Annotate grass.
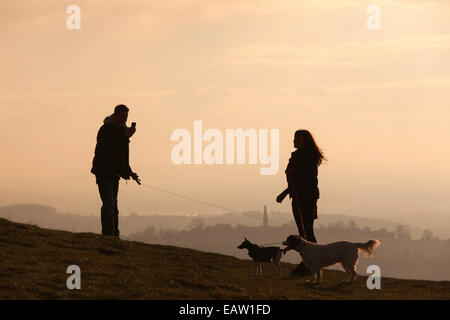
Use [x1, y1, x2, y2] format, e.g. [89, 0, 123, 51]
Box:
[0, 218, 449, 300]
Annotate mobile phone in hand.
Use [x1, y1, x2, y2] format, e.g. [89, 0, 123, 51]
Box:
[131, 122, 136, 128]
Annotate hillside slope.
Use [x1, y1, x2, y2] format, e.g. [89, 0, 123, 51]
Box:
[0, 218, 449, 300]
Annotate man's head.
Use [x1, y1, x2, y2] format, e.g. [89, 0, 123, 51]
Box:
[113, 104, 129, 127]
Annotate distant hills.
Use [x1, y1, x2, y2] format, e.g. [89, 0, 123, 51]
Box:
[0, 203, 426, 238]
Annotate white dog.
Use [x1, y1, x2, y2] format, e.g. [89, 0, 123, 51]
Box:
[282, 235, 380, 284]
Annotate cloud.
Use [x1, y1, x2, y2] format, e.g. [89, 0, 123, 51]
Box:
[0, 0, 286, 28]
[1, 0, 448, 30]
[213, 34, 450, 69]
[163, 82, 231, 116]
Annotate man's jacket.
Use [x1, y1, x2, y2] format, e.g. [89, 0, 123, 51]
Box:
[285, 146, 320, 200]
[91, 115, 132, 181]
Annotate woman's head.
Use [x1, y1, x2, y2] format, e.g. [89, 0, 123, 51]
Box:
[294, 129, 327, 166]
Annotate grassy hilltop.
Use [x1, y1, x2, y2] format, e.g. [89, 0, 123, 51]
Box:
[0, 218, 449, 300]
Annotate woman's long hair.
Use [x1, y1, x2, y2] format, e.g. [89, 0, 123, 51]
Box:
[295, 129, 327, 166]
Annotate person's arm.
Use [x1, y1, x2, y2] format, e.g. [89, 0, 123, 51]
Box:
[124, 126, 136, 138]
[122, 126, 141, 184]
[276, 188, 290, 203]
[130, 171, 141, 185]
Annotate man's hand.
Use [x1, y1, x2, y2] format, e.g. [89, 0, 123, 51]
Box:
[130, 172, 141, 185]
[124, 126, 136, 138]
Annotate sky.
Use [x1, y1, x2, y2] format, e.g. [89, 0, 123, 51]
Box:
[1, 0, 449, 228]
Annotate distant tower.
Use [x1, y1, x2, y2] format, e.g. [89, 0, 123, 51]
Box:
[263, 205, 268, 227]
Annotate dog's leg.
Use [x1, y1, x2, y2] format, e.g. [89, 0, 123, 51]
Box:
[344, 271, 350, 283]
[254, 261, 259, 277]
[350, 266, 357, 283]
[344, 264, 357, 283]
[274, 251, 282, 276]
[315, 268, 322, 284]
[348, 252, 359, 283]
[259, 263, 263, 277]
[306, 271, 319, 285]
[341, 264, 351, 282]
[304, 264, 319, 285]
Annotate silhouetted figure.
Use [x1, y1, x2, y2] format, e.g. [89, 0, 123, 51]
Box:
[91, 104, 141, 237]
[276, 129, 326, 275]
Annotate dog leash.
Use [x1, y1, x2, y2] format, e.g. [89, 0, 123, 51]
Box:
[139, 183, 291, 248]
[259, 241, 283, 247]
[286, 172, 307, 237]
[140, 183, 287, 227]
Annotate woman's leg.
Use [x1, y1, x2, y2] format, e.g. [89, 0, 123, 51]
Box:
[301, 198, 318, 243]
[291, 199, 303, 236]
[303, 216, 317, 243]
[291, 197, 316, 275]
[292, 197, 318, 243]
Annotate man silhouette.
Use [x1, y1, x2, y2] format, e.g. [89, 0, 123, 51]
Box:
[91, 104, 141, 237]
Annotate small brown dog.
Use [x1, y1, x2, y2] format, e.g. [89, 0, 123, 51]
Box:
[283, 235, 380, 284]
[237, 237, 282, 276]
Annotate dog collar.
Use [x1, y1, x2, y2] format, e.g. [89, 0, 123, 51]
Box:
[296, 241, 306, 253]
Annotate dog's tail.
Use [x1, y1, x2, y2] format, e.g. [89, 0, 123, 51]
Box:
[356, 239, 380, 257]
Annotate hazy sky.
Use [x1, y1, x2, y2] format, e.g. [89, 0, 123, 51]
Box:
[1, 1, 449, 225]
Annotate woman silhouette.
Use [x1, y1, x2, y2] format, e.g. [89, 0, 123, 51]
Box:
[277, 129, 326, 275]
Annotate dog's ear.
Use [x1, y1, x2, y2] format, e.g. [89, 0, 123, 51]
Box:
[244, 237, 248, 241]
